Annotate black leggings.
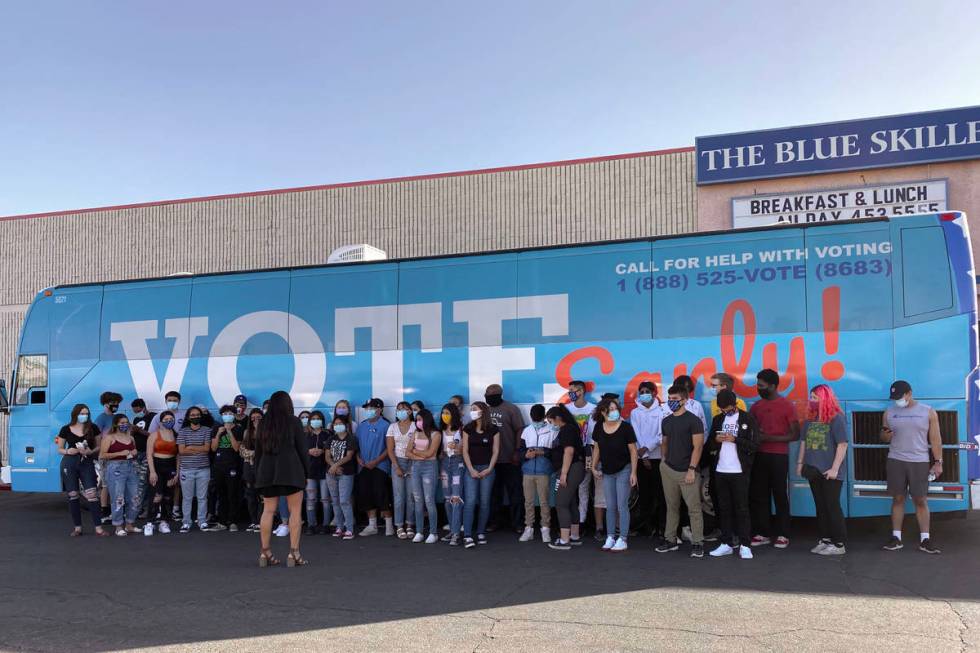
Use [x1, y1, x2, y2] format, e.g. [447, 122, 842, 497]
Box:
[556, 462, 585, 530]
[151, 457, 177, 522]
[212, 461, 242, 526]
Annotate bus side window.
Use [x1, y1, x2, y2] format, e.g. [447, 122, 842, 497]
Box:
[13, 354, 47, 405]
[901, 227, 953, 317]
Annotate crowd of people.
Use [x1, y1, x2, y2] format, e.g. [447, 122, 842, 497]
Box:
[55, 371, 944, 565]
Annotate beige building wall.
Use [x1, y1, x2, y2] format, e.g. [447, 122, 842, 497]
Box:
[0, 147, 697, 459]
[697, 160, 980, 270]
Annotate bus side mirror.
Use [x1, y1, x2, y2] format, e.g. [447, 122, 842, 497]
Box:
[0, 379, 9, 413]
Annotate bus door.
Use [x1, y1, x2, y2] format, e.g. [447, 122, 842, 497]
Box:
[8, 293, 52, 491]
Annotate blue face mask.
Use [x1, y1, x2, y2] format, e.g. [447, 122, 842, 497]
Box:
[300, 417, 309, 427]
[222, 414, 235, 424]
[334, 423, 347, 434]
[606, 410, 620, 422]
[533, 420, 546, 428]
[166, 401, 179, 411]
[667, 399, 682, 412]
[133, 411, 144, 419]
[638, 392, 653, 405]
[365, 408, 377, 419]
[706, 386, 718, 397]
[77, 414, 89, 424]
[568, 391, 579, 401]
[310, 419, 323, 429]
[118, 424, 130, 432]
[336, 407, 349, 416]
[162, 419, 175, 429]
[396, 409, 409, 422]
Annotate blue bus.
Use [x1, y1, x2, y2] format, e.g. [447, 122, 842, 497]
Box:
[3, 212, 977, 517]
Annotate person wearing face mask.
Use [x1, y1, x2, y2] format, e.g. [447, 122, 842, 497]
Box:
[439, 403, 465, 545]
[148, 391, 185, 432]
[410, 401, 425, 420]
[591, 398, 638, 552]
[56, 404, 108, 536]
[207, 405, 244, 532]
[406, 409, 443, 543]
[355, 398, 395, 537]
[176, 406, 213, 533]
[563, 380, 605, 541]
[387, 401, 418, 539]
[545, 405, 586, 550]
[233, 394, 250, 429]
[706, 390, 758, 559]
[298, 411, 311, 431]
[99, 414, 142, 536]
[518, 404, 554, 543]
[450, 395, 471, 425]
[483, 384, 526, 534]
[129, 398, 156, 521]
[303, 410, 331, 535]
[145, 410, 179, 535]
[94, 391, 123, 524]
[880, 380, 942, 554]
[656, 385, 706, 558]
[748, 369, 799, 549]
[707, 373, 746, 417]
[240, 408, 264, 532]
[332, 399, 353, 430]
[629, 381, 667, 538]
[796, 385, 848, 556]
[326, 415, 359, 539]
[462, 401, 500, 547]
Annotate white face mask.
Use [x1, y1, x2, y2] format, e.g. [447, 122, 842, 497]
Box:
[895, 398, 909, 408]
[469, 410, 482, 422]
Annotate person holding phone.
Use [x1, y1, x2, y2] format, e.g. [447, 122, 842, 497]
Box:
[518, 404, 554, 543]
[546, 405, 586, 550]
[439, 403, 465, 545]
[145, 410, 179, 535]
[656, 384, 706, 558]
[56, 404, 108, 536]
[797, 385, 848, 556]
[100, 414, 142, 536]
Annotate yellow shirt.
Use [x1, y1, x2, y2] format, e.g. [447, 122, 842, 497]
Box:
[710, 397, 747, 418]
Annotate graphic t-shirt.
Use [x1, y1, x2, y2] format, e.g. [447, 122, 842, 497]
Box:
[211, 423, 243, 465]
[565, 402, 596, 445]
[326, 433, 359, 475]
[802, 414, 848, 480]
[386, 422, 417, 458]
[716, 412, 742, 474]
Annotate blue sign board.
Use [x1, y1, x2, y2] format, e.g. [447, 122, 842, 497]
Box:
[696, 106, 980, 185]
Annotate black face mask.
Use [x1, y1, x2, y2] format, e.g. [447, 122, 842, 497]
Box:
[757, 387, 772, 399]
[188, 417, 202, 425]
[485, 393, 503, 407]
[108, 404, 119, 413]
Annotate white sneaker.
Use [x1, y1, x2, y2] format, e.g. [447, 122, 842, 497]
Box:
[412, 533, 425, 543]
[425, 533, 439, 544]
[611, 537, 628, 552]
[709, 543, 734, 557]
[681, 526, 693, 542]
[198, 522, 210, 532]
[818, 544, 846, 556]
[739, 545, 754, 559]
[359, 524, 378, 537]
[273, 524, 289, 537]
[811, 540, 830, 554]
[143, 523, 154, 537]
[385, 521, 395, 537]
[443, 524, 451, 532]
[158, 521, 171, 534]
[519, 527, 534, 542]
[540, 527, 551, 543]
[602, 535, 616, 551]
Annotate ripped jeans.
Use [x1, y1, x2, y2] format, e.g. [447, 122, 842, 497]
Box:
[106, 459, 141, 526]
[306, 478, 332, 527]
[411, 458, 439, 536]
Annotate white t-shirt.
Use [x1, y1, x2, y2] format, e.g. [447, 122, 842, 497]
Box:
[716, 412, 742, 474]
[386, 422, 416, 458]
[565, 402, 596, 445]
[442, 428, 463, 457]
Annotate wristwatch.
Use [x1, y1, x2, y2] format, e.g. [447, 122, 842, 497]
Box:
[687, 465, 696, 471]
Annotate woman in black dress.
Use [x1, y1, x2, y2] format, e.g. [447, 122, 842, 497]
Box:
[254, 391, 311, 567]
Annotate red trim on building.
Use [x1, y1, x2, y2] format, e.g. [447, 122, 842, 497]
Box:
[0, 146, 695, 223]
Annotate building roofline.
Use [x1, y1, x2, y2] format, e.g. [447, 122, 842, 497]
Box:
[0, 145, 694, 223]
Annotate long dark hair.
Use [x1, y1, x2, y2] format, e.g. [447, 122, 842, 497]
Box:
[591, 397, 621, 424]
[440, 402, 462, 432]
[545, 404, 576, 428]
[68, 403, 97, 445]
[470, 401, 490, 432]
[257, 390, 295, 454]
[243, 408, 263, 449]
[416, 408, 439, 438]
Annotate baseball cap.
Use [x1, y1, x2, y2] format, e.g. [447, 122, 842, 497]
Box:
[889, 380, 912, 400]
[234, 394, 247, 404]
[362, 398, 383, 409]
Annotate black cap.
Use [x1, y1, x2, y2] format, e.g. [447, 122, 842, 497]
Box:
[234, 394, 247, 404]
[889, 380, 912, 400]
[362, 398, 383, 409]
[601, 392, 620, 401]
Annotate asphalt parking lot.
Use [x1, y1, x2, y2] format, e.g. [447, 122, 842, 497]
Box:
[0, 491, 977, 652]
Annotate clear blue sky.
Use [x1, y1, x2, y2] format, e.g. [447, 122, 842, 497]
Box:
[1, 0, 978, 216]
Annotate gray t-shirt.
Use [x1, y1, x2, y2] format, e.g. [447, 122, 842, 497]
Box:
[801, 414, 848, 480]
[885, 401, 931, 463]
[487, 400, 526, 464]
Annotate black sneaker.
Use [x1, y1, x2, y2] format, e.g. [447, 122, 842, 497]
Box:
[449, 535, 460, 547]
[593, 529, 606, 542]
[704, 529, 721, 542]
[568, 537, 584, 546]
[548, 539, 571, 551]
[305, 525, 317, 536]
[655, 539, 680, 553]
[477, 534, 488, 545]
[179, 524, 191, 534]
[918, 539, 941, 554]
[691, 543, 704, 558]
[882, 536, 904, 551]
[464, 537, 476, 549]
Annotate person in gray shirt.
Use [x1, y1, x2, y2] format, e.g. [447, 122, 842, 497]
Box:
[484, 384, 526, 533]
[880, 380, 943, 554]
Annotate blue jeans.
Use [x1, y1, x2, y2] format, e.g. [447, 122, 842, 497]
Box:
[179, 466, 210, 528]
[441, 457, 465, 536]
[306, 478, 332, 527]
[392, 457, 415, 527]
[106, 459, 141, 526]
[463, 464, 495, 538]
[411, 458, 439, 536]
[327, 473, 355, 533]
[602, 467, 632, 539]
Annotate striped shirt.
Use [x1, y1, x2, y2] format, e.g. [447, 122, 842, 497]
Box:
[176, 425, 211, 469]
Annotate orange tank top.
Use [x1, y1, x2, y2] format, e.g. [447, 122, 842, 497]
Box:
[154, 435, 178, 456]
